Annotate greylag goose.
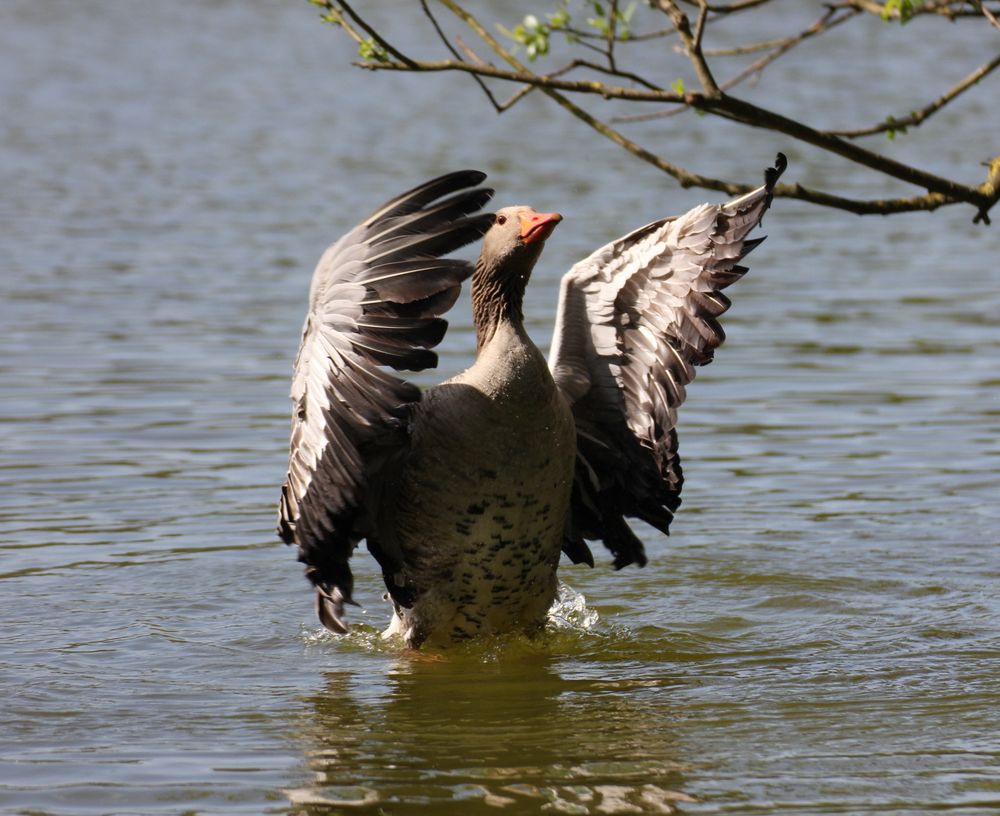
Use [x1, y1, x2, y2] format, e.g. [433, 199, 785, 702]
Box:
[278, 155, 787, 648]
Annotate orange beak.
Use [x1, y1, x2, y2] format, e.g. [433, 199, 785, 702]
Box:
[519, 210, 563, 245]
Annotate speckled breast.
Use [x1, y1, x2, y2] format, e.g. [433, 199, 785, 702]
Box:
[387, 365, 577, 647]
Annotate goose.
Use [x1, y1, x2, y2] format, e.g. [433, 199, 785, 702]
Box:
[278, 154, 787, 648]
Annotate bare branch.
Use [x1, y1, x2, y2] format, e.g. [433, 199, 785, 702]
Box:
[357, 57, 682, 102]
[434, 0, 726, 192]
[830, 51, 1000, 138]
[613, 6, 857, 123]
[608, 0, 620, 70]
[419, 0, 503, 113]
[968, 0, 1000, 31]
[705, 94, 991, 206]
[497, 83, 536, 111]
[556, 25, 676, 43]
[703, 36, 797, 57]
[656, 0, 721, 93]
[547, 59, 666, 92]
[453, 35, 487, 66]
[715, 7, 857, 91]
[679, 0, 774, 11]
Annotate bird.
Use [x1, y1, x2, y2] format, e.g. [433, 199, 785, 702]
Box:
[278, 154, 787, 648]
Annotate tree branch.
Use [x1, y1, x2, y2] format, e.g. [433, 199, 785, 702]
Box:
[612, 6, 857, 123]
[357, 56, 682, 102]
[656, 0, 721, 94]
[419, 0, 503, 113]
[704, 93, 993, 208]
[840, 0, 1000, 20]
[337, 0, 417, 67]
[316, 0, 999, 222]
[679, 0, 775, 12]
[714, 7, 857, 91]
[969, 0, 1000, 31]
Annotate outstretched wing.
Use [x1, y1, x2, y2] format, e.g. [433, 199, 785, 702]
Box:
[549, 154, 787, 569]
[277, 170, 495, 631]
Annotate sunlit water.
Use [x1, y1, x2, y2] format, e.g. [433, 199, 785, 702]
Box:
[2, 1, 998, 814]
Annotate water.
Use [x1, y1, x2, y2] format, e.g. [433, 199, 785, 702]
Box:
[2, 1, 999, 813]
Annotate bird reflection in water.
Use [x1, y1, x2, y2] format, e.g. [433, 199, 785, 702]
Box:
[286, 643, 696, 814]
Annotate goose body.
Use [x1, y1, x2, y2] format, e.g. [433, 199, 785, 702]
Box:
[278, 157, 786, 648]
[379, 323, 576, 646]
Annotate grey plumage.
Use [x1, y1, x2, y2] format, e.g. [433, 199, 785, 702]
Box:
[549, 154, 787, 570]
[278, 155, 787, 646]
[276, 170, 495, 633]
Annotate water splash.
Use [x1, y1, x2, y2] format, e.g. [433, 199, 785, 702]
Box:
[298, 620, 391, 653]
[298, 582, 612, 658]
[547, 581, 600, 632]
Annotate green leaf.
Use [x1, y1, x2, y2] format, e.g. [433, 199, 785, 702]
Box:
[881, 0, 920, 23]
[549, 9, 570, 29]
[883, 114, 908, 140]
[499, 13, 551, 61]
[617, 2, 637, 39]
[358, 38, 389, 63]
[671, 77, 686, 95]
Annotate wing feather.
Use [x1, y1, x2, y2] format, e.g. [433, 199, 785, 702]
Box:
[550, 154, 786, 568]
[277, 170, 494, 631]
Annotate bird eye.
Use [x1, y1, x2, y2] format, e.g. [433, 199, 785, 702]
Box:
[496, 214, 507, 225]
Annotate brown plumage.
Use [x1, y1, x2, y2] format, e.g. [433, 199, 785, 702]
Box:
[278, 156, 786, 647]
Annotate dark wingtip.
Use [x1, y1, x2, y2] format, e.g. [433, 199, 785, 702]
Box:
[562, 535, 596, 567]
[316, 587, 350, 635]
[765, 152, 788, 192]
[761, 152, 788, 219]
[458, 169, 488, 186]
[362, 169, 491, 225]
[612, 549, 648, 570]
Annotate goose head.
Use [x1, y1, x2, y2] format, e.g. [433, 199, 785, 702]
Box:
[477, 206, 563, 282]
[471, 206, 562, 348]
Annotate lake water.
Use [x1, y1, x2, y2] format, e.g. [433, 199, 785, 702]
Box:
[2, 1, 999, 814]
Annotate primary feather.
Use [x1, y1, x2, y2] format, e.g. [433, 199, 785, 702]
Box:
[549, 155, 786, 569]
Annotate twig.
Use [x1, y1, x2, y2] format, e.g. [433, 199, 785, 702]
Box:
[419, 0, 502, 113]
[612, 6, 857, 123]
[656, 0, 720, 93]
[338, 0, 417, 67]
[703, 35, 789, 57]
[454, 32, 535, 111]
[830, 51, 1000, 138]
[358, 57, 682, 102]
[969, 0, 1000, 31]
[679, 0, 774, 11]
[608, 0, 620, 70]
[436, 0, 719, 191]
[556, 25, 676, 43]
[498, 83, 536, 111]
[547, 59, 665, 92]
[716, 7, 858, 90]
